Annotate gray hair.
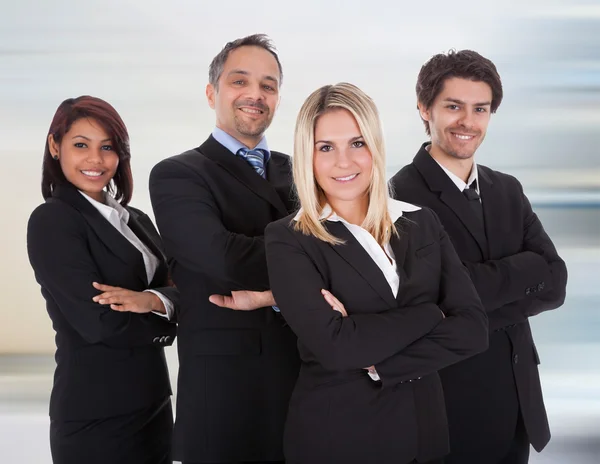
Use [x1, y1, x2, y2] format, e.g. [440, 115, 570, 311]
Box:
[208, 34, 283, 88]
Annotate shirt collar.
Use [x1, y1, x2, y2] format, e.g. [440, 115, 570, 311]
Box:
[293, 198, 421, 223]
[79, 190, 129, 223]
[212, 127, 271, 162]
[427, 145, 478, 193]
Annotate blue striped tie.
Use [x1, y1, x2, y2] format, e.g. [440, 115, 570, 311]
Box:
[237, 148, 266, 178]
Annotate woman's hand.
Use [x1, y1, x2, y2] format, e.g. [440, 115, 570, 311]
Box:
[92, 282, 165, 313]
[321, 289, 348, 317]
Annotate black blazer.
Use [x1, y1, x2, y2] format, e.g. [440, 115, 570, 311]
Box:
[390, 144, 568, 454]
[26, 183, 177, 421]
[149, 135, 300, 463]
[265, 205, 488, 464]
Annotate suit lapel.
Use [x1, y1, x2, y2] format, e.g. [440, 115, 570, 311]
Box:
[413, 145, 488, 257]
[53, 184, 147, 286]
[478, 167, 501, 260]
[389, 222, 411, 286]
[197, 136, 289, 217]
[127, 210, 169, 287]
[267, 152, 297, 216]
[325, 221, 397, 308]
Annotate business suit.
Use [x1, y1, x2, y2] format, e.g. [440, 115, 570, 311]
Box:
[390, 144, 568, 463]
[264, 204, 488, 464]
[149, 135, 300, 463]
[26, 183, 177, 464]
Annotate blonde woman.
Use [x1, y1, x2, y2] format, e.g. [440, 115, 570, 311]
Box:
[264, 83, 488, 464]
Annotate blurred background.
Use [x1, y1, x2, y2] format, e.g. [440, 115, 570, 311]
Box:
[1, 0, 598, 462]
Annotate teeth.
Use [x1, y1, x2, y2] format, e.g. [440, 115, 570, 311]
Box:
[453, 134, 474, 140]
[240, 108, 262, 114]
[334, 174, 358, 181]
[81, 170, 103, 177]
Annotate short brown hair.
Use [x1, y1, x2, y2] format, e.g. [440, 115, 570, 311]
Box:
[208, 33, 283, 88]
[416, 49, 503, 135]
[42, 96, 133, 205]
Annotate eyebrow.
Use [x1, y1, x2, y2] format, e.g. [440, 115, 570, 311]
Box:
[444, 98, 491, 107]
[228, 69, 279, 84]
[72, 135, 112, 143]
[315, 135, 364, 145]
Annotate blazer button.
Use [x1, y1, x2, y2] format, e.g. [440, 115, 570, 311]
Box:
[538, 282, 545, 291]
[513, 354, 519, 364]
[153, 336, 161, 344]
[164, 336, 172, 344]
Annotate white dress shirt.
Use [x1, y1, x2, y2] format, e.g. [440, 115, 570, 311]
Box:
[428, 145, 479, 195]
[295, 198, 422, 381]
[80, 191, 174, 320]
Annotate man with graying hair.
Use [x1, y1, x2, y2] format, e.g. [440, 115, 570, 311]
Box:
[150, 34, 300, 464]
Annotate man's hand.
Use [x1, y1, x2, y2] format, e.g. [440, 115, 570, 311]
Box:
[92, 282, 165, 313]
[209, 290, 275, 311]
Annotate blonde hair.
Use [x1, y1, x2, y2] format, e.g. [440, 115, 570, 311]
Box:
[293, 82, 395, 246]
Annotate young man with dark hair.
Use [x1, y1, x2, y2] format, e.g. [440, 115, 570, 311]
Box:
[390, 49, 568, 464]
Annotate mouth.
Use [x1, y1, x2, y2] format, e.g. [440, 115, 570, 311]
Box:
[81, 170, 105, 179]
[450, 132, 477, 141]
[333, 173, 359, 183]
[238, 107, 264, 116]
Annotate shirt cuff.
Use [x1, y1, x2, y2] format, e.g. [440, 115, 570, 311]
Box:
[367, 367, 381, 382]
[144, 289, 175, 321]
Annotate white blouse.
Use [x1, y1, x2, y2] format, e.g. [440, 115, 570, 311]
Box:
[80, 191, 174, 320]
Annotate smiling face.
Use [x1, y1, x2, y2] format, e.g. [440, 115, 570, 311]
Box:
[206, 45, 280, 148]
[419, 77, 492, 162]
[313, 109, 373, 217]
[48, 117, 119, 202]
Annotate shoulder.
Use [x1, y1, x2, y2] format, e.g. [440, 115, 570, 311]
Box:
[270, 151, 291, 163]
[389, 162, 420, 186]
[126, 205, 147, 218]
[266, 212, 298, 237]
[396, 205, 443, 240]
[28, 198, 83, 229]
[479, 164, 522, 189]
[27, 198, 87, 249]
[151, 148, 205, 175]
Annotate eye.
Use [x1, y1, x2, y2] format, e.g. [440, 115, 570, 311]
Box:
[233, 79, 245, 85]
[475, 107, 487, 113]
[318, 144, 333, 152]
[446, 104, 459, 110]
[101, 145, 113, 151]
[263, 84, 275, 91]
[74, 142, 87, 148]
[351, 140, 365, 148]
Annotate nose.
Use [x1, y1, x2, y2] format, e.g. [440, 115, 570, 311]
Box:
[246, 82, 265, 102]
[458, 109, 475, 130]
[86, 147, 104, 164]
[334, 147, 352, 169]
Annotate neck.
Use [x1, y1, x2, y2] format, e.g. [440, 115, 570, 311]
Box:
[328, 196, 369, 226]
[83, 189, 106, 204]
[217, 124, 263, 149]
[428, 143, 474, 183]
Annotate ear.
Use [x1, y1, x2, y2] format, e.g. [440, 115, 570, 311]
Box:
[417, 101, 431, 123]
[48, 134, 59, 158]
[206, 83, 216, 109]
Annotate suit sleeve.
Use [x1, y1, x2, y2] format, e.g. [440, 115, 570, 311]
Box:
[27, 202, 176, 348]
[265, 221, 445, 372]
[462, 181, 567, 316]
[149, 157, 269, 291]
[375, 212, 489, 387]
